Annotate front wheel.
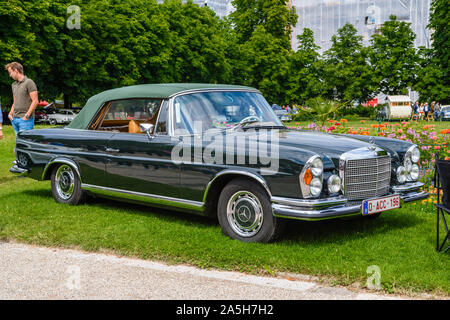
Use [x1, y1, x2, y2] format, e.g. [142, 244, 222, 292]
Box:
[217, 178, 284, 243]
[51, 164, 84, 205]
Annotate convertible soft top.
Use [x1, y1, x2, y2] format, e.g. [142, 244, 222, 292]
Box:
[67, 83, 255, 130]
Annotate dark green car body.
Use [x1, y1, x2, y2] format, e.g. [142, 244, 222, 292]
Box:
[13, 83, 429, 241]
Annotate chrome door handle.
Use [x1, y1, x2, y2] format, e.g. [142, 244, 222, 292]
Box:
[105, 147, 119, 152]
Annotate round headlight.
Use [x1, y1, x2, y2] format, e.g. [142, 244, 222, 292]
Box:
[397, 166, 407, 184]
[327, 175, 341, 194]
[310, 177, 322, 197]
[311, 158, 323, 177]
[411, 146, 420, 163]
[409, 164, 419, 180]
[404, 157, 412, 173]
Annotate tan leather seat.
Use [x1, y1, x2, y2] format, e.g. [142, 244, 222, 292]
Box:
[128, 120, 141, 133]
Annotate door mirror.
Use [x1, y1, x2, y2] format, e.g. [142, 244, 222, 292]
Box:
[140, 123, 155, 139]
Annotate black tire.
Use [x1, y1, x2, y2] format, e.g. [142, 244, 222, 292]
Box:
[50, 164, 84, 205]
[50, 119, 57, 125]
[217, 178, 285, 243]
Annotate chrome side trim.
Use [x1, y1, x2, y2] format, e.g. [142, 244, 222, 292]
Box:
[202, 170, 271, 203]
[82, 184, 204, 213]
[42, 158, 81, 181]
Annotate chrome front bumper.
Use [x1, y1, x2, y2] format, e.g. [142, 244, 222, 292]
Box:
[272, 182, 429, 221]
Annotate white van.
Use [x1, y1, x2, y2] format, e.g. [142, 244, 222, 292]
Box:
[385, 95, 412, 120]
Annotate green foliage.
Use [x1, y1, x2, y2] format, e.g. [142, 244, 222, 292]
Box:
[159, 0, 232, 84]
[337, 104, 377, 119]
[238, 25, 291, 104]
[426, 0, 450, 103]
[428, 0, 450, 89]
[287, 28, 324, 104]
[369, 15, 418, 96]
[302, 97, 342, 127]
[0, 2, 447, 109]
[323, 23, 377, 106]
[0, 0, 43, 103]
[413, 47, 450, 103]
[229, 0, 297, 50]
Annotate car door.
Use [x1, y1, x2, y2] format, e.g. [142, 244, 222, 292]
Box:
[103, 99, 182, 198]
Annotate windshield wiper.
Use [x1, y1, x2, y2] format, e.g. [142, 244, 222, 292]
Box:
[232, 119, 260, 131]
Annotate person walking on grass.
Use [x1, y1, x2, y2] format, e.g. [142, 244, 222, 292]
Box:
[5, 62, 38, 134]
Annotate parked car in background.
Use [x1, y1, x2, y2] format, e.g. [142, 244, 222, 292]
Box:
[35, 107, 56, 124]
[47, 109, 77, 125]
[271, 104, 292, 122]
[11, 83, 428, 243]
[436, 105, 450, 121]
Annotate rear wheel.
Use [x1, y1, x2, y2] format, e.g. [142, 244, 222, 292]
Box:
[51, 164, 84, 205]
[217, 178, 284, 243]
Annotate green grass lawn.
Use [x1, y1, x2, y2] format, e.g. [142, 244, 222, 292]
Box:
[0, 123, 449, 297]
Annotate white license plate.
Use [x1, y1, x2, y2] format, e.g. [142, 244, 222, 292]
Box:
[362, 195, 401, 215]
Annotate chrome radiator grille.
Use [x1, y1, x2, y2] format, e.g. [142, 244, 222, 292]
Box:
[343, 156, 391, 200]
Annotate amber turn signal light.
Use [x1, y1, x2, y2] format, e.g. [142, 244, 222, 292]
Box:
[304, 168, 312, 185]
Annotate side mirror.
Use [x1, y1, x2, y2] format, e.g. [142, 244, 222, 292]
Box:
[140, 123, 155, 139]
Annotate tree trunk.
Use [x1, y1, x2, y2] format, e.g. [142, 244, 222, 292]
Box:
[64, 94, 72, 109]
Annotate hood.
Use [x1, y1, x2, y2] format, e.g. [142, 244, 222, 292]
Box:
[274, 130, 377, 167]
[203, 128, 383, 170]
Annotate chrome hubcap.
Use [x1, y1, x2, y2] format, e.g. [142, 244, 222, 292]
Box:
[55, 165, 75, 200]
[227, 191, 263, 237]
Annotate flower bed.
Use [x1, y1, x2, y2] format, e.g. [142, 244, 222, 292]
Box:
[287, 120, 450, 189]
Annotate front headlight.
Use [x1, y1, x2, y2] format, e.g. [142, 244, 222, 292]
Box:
[404, 145, 420, 181]
[397, 166, 407, 184]
[410, 146, 420, 163]
[311, 157, 323, 176]
[310, 178, 323, 197]
[410, 164, 420, 180]
[327, 175, 341, 194]
[300, 156, 324, 198]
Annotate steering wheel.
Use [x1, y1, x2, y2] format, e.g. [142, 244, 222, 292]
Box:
[239, 115, 261, 124]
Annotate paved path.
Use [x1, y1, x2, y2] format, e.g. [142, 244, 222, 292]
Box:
[0, 241, 416, 300]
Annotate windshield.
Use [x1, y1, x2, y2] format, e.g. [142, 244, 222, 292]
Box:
[442, 106, 450, 112]
[173, 91, 283, 135]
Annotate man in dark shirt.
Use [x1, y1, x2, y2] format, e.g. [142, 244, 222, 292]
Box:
[5, 62, 38, 134]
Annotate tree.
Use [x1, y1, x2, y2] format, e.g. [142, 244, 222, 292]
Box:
[158, 0, 232, 84]
[239, 25, 291, 104]
[0, 0, 43, 104]
[369, 15, 418, 96]
[286, 28, 324, 104]
[229, 0, 297, 50]
[228, 0, 297, 104]
[413, 47, 450, 103]
[427, 0, 450, 103]
[322, 23, 376, 105]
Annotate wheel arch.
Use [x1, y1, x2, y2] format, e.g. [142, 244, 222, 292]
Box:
[203, 170, 271, 218]
[42, 157, 81, 182]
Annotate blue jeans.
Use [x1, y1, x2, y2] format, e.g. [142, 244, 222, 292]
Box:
[11, 117, 34, 134]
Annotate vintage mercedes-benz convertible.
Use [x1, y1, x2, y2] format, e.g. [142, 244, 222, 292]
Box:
[12, 83, 428, 242]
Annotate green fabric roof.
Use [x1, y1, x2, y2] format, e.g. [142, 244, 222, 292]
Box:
[67, 83, 256, 129]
